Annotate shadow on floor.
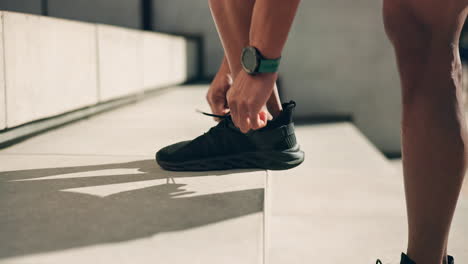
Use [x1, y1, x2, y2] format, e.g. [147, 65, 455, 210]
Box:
[0, 160, 263, 259]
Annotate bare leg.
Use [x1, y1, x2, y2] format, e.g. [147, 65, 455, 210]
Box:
[383, 1, 468, 263]
[208, 0, 282, 117]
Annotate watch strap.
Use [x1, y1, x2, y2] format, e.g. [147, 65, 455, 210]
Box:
[257, 57, 281, 73]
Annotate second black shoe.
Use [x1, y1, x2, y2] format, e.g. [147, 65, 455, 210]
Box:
[156, 101, 304, 171]
[376, 253, 455, 264]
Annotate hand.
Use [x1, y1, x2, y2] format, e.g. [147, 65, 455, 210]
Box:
[206, 61, 232, 121]
[227, 70, 277, 133]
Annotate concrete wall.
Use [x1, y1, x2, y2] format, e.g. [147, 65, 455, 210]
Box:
[280, 0, 401, 153]
[1, 1, 401, 152]
[0, 14, 5, 130]
[151, 0, 223, 77]
[143, 32, 176, 89]
[0, 0, 141, 29]
[0, 11, 197, 129]
[47, 0, 142, 29]
[2, 12, 98, 127]
[0, 0, 42, 15]
[150, 0, 402, 153]
[97, 24, 143, 101]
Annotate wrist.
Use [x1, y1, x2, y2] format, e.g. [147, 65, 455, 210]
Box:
[217, 56, 230, 75]
[241, 46, 281, 75]
[244, 70, 278, 82]
[249, 42, 282, 60]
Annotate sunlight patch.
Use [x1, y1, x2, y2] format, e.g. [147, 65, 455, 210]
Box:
[11, 169, 144, 182]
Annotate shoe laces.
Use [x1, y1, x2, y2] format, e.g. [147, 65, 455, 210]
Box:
[189, 111, 234, 152]
[376, 260, 383, 264]
[196, 110, 232, 130]
[197, 110, 231, 119]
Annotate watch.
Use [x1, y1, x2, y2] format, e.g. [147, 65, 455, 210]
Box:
[241, 46, 281, 75]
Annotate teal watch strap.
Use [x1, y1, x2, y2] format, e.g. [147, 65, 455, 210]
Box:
[257, 57, 281, 73]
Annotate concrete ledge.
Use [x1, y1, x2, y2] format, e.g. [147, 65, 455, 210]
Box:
[97, 24, 143, 101]
[0, 10, 199, 130]
[3, 11, 98, 128]
[143, 32, 177, 90]
[0, 86, 172, 149]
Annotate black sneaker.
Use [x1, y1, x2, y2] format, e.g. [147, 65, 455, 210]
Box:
[376, 253, 454, 264]
[155, 101, 304, 171]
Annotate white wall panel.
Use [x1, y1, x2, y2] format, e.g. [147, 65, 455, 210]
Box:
[97, 24, 143, 101]
[0, 12, 6, 130]
[3, 11, 98, 128]
[143, 32, 175, 90]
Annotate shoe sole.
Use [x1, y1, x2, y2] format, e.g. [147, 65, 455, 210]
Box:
[156, 146, 305, 171]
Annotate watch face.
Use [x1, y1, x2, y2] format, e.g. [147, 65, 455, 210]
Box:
[241, 46, 258, 74]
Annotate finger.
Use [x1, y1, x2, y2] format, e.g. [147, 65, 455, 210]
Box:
[258, 111, 268, 127]
[251, 111, 269, 130]
[239, 105, 258, 133]
[213, 104, 229, 120]
[239, 116, 252, 133]
[209, 98, 229, 121]
[229, 101, 240, 128]
[248, 112, 263, 130]
[259, 105, 272, 121]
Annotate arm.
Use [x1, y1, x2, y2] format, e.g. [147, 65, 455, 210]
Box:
[227, 0, 301, 133]
[207, 56, 232, 120]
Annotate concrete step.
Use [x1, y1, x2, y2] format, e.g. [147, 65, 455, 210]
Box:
[0, 85, 467, 263]
[0, 85, 265, 264]
[266, 123, 468, 263]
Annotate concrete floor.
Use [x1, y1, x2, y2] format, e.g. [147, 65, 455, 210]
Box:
[0, 85, 467, 264]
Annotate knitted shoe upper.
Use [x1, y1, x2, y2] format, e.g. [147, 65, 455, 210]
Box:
[156, 101, 298, 163]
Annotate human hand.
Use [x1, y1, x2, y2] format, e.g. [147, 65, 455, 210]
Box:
[227, 70, 276, 133]
[206, 61, 232, 121]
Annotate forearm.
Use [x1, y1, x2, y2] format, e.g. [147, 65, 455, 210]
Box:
[209, 0, 255, 79]
[249, 0, 301, 59]
[219, 55, 230, 75]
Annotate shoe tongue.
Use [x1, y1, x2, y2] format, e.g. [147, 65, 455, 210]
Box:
[270, 100, 295, 127]
[282, 100, 296, 110]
